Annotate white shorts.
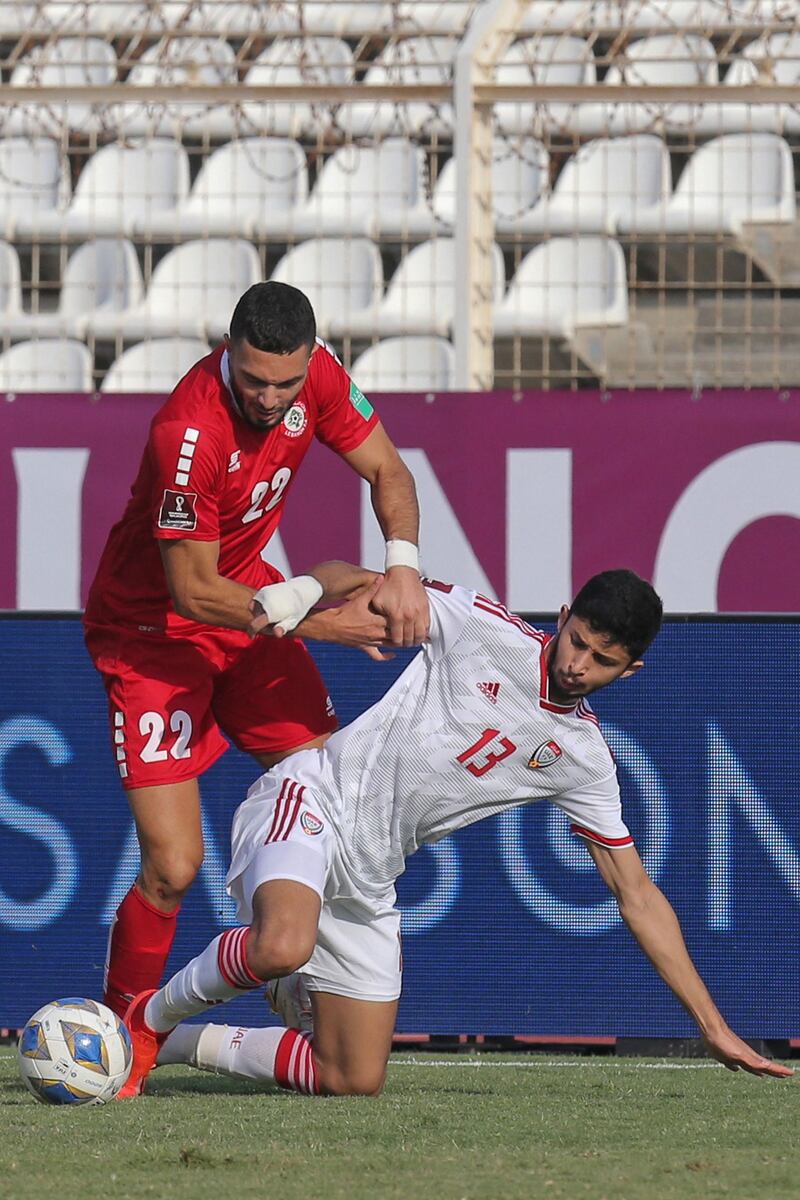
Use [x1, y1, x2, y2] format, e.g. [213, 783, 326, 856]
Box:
[227, 761, 403, 1003]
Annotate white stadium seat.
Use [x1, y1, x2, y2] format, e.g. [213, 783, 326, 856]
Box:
[31, 140, 190, 239]
[237, 39, 355, 141]
[351, 336, 456, 390]
[431, 138, 550, 236]
[343, 238, 505, 339]
[0, 3, 45, 37]
[494, 238, 629, 337]
[144, 139, 308, 240]
[0, 138, 70, 239]
[101, 337, 212, 392]
[43, 1, 164, 35]
[270, 238, 384, 339]
[494, 36, 597, 136]
[3, 38, 118, 138]
[113, 38, 238, 138]
[578, 34, 718, 137]
[342, 37, 458, 139]
[0, 241, 23, 324]
[618, 133, 796, 234]
[264, 2, 395, 37]
[518, 135, 671, 235]
[699, 33, 800, 136]
[0, 338, 93, 392]
[395, 2, 480, 34]
[5, 239, 144, 340]
[87, 238, 261, 342]
[292, 139, 429, 240]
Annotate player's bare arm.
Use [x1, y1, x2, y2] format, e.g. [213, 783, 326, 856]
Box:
[587, 840, 793, 1079]
[159, 538, 259, 630]
[340, 424, 429, 648]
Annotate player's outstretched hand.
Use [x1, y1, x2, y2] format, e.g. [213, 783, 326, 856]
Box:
[703, 1027, 794, 1078]
[372, 566, 430, 647]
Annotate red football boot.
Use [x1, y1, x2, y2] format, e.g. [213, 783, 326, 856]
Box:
[117, 989, 172, 1099]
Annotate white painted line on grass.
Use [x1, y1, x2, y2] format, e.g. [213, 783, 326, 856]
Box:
[390, 1059, 722, 1070]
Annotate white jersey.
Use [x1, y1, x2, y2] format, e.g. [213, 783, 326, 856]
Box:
[232, 583, 632, 898]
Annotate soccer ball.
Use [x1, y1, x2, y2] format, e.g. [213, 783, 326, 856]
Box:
[17, 997, 132, 1106]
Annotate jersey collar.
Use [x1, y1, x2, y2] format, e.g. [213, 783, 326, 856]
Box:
[538, 634, 578, 714]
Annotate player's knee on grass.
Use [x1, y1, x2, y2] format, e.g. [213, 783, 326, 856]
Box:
[316, 1058, 388, 1098]
[246, 920, 317, 981]
[139, 849, 204, 906]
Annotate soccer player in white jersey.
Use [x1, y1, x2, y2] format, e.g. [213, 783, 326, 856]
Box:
[120, 562, 793, 1096]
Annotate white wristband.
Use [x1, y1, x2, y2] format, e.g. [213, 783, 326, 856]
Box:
[252, 575, 323, 633]
[385, 539, 420, 573]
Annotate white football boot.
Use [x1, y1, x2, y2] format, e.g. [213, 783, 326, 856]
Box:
[266, 972, 314, 1032]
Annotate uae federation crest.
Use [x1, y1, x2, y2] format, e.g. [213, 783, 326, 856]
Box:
[527, 740, 562, 769]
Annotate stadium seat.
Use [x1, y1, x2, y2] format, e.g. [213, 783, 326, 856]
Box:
[0, 241, 23, 325]
[0, 338, 93, 391]
[342, 37, 458, 139]
[350, 336, 456, 390]
[617, 133, 796, 234]
[87, 238, 261, 341]
[0, 138, 71, 239]
[291, 140, 430, 240]
[431, 137, 550, 236]
[265, 2, 395, 37]
[518, 135, 671, 235]
[699, 32, 800, 135]
[143, 139, 308, 240]
[395, 2, 480, 34]
[577, 34, 718, 137]
[342, 238, 505, 338]
[30, 140, 190, 240]
[518, 2, 604, 33]
[101, 337, 212, 392]
[600, 1, 744, 30]
[270, 238, 384, 339]
[0, 3, 45, 36]
[113, 38, 238, 138]
[236, 38, 354, 141]
[42, 1, 163, 35]
[493, 238, 629, 337]
[3, 37, 118, 138]
[5, 239, 144, 340]
[157, 0, 273, 34]
[494, 36, 597, 136]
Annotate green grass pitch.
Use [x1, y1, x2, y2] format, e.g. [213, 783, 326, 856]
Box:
[1, 1049, 797, 1200]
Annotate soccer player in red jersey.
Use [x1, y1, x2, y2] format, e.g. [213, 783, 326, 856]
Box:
[84, 282, 428, 1019]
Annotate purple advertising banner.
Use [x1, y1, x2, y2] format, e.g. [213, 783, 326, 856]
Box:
[2, 389, 799, 612]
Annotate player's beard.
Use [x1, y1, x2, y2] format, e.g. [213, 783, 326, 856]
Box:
[229, 376, 290, 432]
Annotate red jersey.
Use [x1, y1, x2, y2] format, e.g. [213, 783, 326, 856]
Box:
[85, 341, 379, 634]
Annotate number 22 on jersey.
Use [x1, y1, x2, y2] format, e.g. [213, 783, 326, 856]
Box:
[457, 728, 517, 777]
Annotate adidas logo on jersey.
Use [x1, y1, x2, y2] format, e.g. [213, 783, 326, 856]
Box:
[477, 681, 500, 704]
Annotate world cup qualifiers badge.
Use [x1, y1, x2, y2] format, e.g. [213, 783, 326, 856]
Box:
[282, 401, 308, 438]
[527, 740, 562, 769]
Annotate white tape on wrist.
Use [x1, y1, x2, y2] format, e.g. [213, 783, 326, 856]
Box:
[385, 539, 420, 573]
[252, 575, 324, 633]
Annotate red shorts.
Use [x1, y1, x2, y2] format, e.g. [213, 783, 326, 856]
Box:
[84, 623, 338, 790]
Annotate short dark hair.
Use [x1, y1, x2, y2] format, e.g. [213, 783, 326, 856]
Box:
[229, 281, 316, 354]
[569, 569, 663, 660]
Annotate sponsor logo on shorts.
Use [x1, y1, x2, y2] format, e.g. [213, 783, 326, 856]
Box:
[527, 740, 562, 769]
[158, 489, 198, 532]
[300, 810, 324, 836]
[283, 402, 308, 438]
[325, 694, 335, 717]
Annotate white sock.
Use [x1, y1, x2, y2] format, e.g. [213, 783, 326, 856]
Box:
[156, 1023, 204, 1066]
[145, 927, 262, 1033]
[169, 1023, 319, 1093]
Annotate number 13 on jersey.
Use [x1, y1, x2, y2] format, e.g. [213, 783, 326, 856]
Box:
[457, 728, 517, 777]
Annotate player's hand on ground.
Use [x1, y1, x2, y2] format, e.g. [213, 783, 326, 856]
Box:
[371, 566, 430, 647]
[703, 1027, 794, 1078]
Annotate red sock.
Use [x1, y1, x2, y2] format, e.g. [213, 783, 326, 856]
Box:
[274, 1029, 319, 1095]
[104, 885, 179, 1018]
